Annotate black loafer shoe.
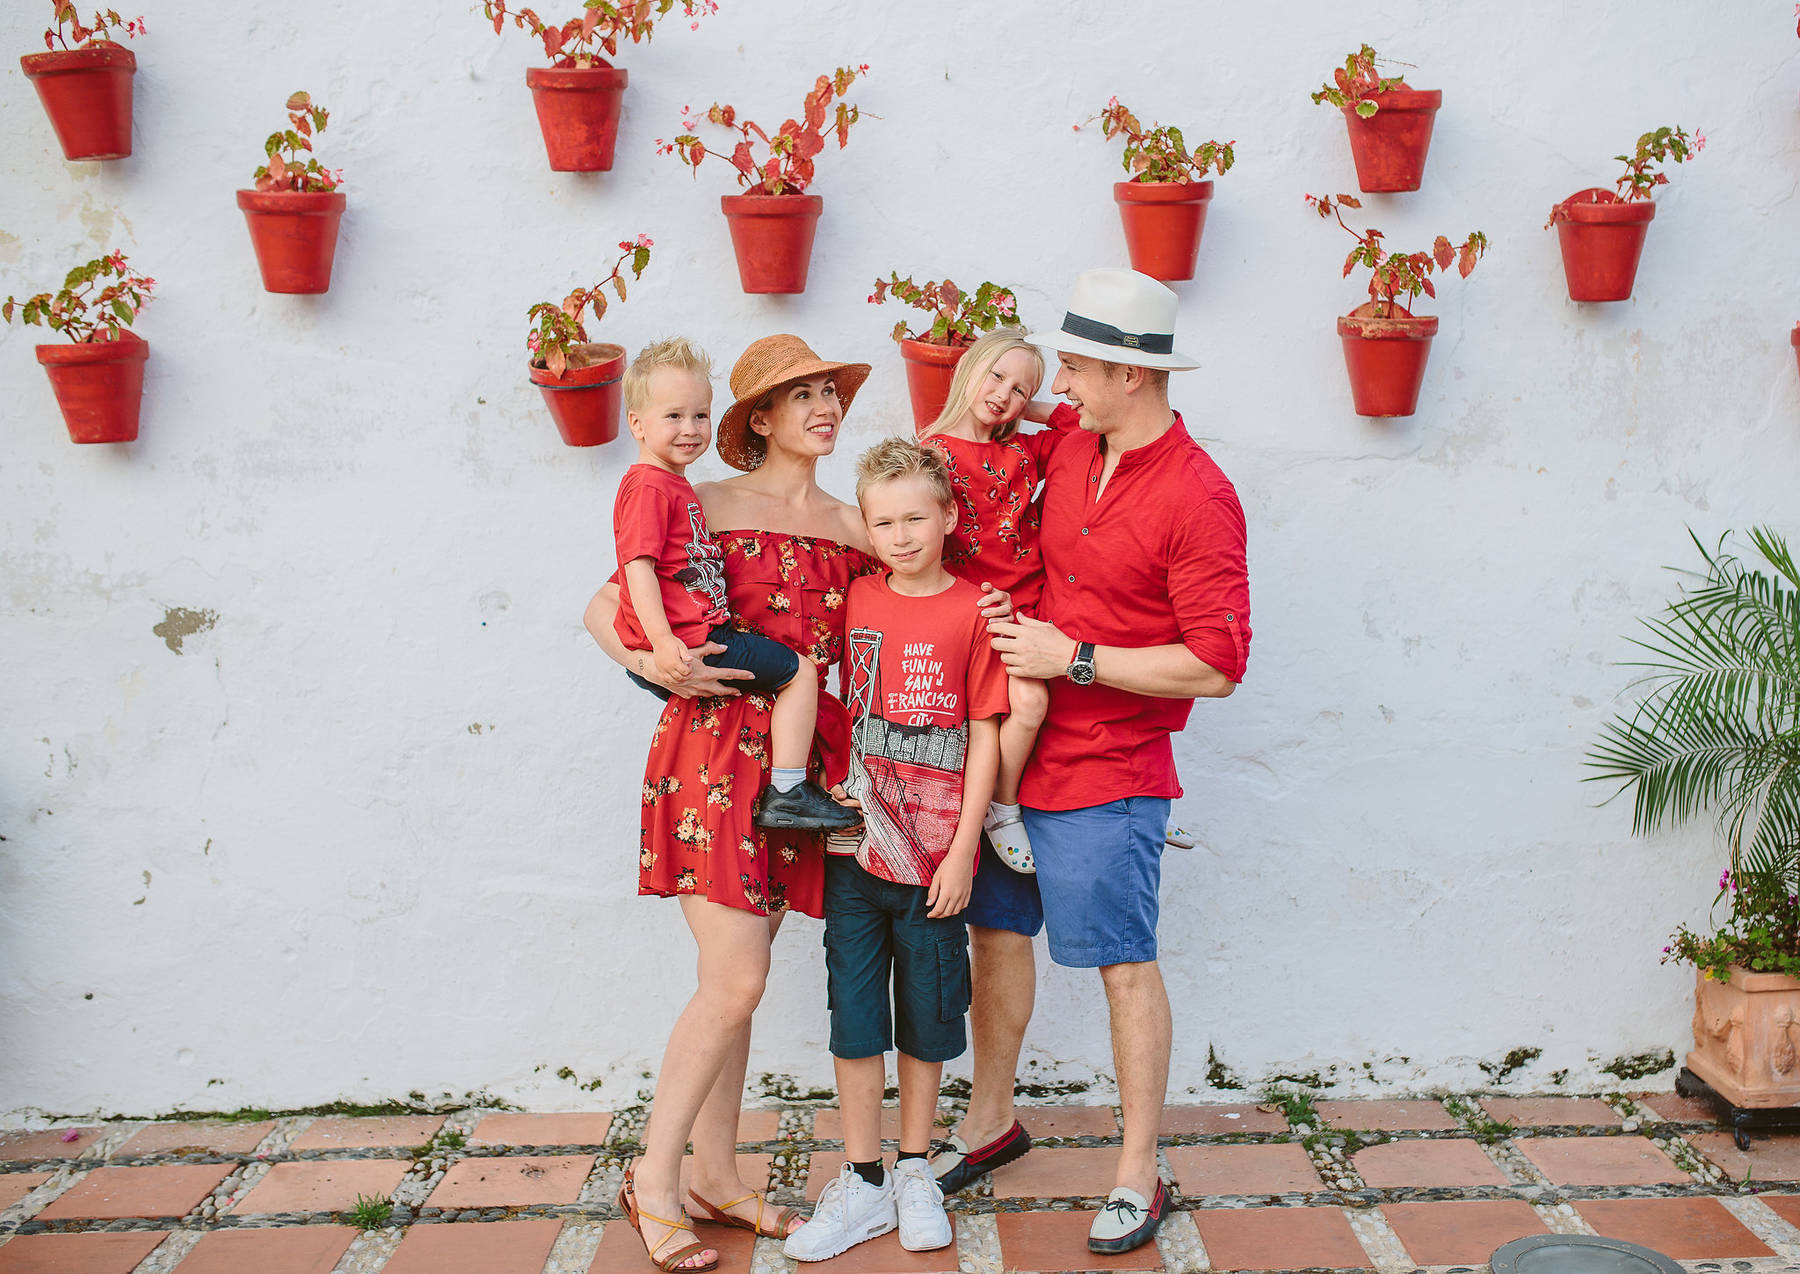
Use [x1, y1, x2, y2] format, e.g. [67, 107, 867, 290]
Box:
[931, 1120, 1031, 1195]
[754, 779, 863, 831]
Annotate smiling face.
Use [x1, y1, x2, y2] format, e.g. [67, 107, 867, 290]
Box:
[861, 474, 956, 587]
[1049, 351, 1128, 435]
[626, 366, 713, 472]
[968, 347, 1043, 434]
[750, 374, 842, 462]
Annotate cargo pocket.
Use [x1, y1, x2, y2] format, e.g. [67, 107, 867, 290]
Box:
[936, 935, 971, 1022]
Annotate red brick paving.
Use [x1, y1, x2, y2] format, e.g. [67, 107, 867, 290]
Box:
[0, 1173, 52, 1211]
[1191, 1206, 1368, 1269]
[1760, 1193, 1800, 1229]
[427, 1154, 594, 1207]
[1478, 1096, 1621, 1126]
[288, 1115, 443, 1151]
[1381, 1199, 1550, 1265]
[988, 1147, 1125, 1198]
[1630, 1090, 1722, 1122]
[171, 1225, 358, 1274]
[233, 1159, 409, 1213]
[0, 1231, 167, 1272]
[1017, 1106, 1119, 1139]
[1575, 1196, 1773, 1258]
[1160, 1103, 1288, 1136]
[1513, 1134, 1689, 1184]
[591, 1216, 756, 1274]
[801, 1226, 960, 1274]
[1313, 1098, 1458, 1131]
[1165, 1143, 1321, 1195]
[469, 1112, 613, 1147]
[1353, 1138, 1510, 1187]
[1689, 1130, 1800, 1181]
[0, 1128, 104, 1161]
[996, 1210, 1162, 1270]
[381, 1217, 563, 1274]
[35, 1164, 231, 1219]
[116, 1120, 275, 1157]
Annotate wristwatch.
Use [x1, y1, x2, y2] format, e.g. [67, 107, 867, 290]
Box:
[1067, 641, 1097, 686]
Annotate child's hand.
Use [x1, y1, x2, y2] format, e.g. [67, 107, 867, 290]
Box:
[976, 582, 1014, 623]
[828, 783, 864, 817]
[926, 847, 976, 919]
[652, 634, 694, 682]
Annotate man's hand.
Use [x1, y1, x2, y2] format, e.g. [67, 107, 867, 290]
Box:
[926, 845, 976, 918]
[977, 582, 1014, 623]
[989, 613, 1077, 681]
[652, 633, 694, 682]
[636, 640, 755, 699]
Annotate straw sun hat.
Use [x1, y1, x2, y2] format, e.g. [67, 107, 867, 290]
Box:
[716, 334, 871, 471]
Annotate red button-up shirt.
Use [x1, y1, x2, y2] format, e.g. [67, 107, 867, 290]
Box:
[1018, 405, 1250, 811]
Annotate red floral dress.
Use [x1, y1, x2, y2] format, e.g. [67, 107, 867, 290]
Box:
[638, 530, 878, 918]
[925, 431, 1058, 614]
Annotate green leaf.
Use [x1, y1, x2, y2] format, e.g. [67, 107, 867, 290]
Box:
[1355, 100, 1379, 119]
[111, 299, 132, 323]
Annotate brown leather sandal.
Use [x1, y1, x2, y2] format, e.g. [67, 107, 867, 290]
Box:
[688, 1188, 802, 1238]
[618, 1164, 719, 1272]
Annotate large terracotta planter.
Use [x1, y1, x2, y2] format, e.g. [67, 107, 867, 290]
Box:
[1340, 88, 1441, 193]
[1551, 188, 1655, 302]
[1113, 180, 1214, 282]
[720, 194, 822, 294]
[525, 64, 627, 172]
[35, 333, 149, 443]
[530, 342, 625, 446]
[20, 45, 136, 160]
[898, 339, 966, 434]
[1336, 305, 1438, 418]
[237, 190, 347, 294]
[1687, 967, 1800, 1109]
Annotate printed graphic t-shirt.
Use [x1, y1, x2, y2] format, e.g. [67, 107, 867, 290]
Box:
[612, 463, 731, 649]
[838, 574, 1011, 886]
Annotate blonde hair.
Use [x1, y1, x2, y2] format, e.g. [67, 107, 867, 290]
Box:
[855, 436, 954, 509]
[919, 328, 1044, 443]
[623, 336, 715, 415]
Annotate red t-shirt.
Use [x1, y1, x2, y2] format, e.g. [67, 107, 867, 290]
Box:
[1019, 405, 1251, 811]
[838, 575, 1011, 886]
[612, 464, 731, 649]
[923, 430, 1059, 613]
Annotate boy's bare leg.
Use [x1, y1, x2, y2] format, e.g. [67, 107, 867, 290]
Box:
[1099, 959, 1170, 1200]
[953, 925, 1035, 1147]
[993, 678, 1048, 805]
[769, 656, 820, 771]
[896, 1052, 943, 1155]
[835, 1055, 887, 1165]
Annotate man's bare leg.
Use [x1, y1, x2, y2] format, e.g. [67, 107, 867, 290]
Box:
[1098, 959, 1170, 1199]
[953, 925, 1035, 1148]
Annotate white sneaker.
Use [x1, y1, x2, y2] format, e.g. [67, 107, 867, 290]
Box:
[783, 1163, 896, 1262]
[892, 1158, 952, 1251]
[983, 802, 1035, 873]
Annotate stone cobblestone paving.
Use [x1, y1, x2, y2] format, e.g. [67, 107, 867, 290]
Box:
[9, 1094, 1800, 1270]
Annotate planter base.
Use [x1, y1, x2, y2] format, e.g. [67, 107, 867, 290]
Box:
[1675, 1066, 1800, 1150]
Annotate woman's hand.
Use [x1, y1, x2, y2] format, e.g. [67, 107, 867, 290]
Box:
[977, 582, 1015, 624]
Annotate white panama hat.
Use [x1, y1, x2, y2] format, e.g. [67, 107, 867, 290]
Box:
[1025, 267, 1200, 371]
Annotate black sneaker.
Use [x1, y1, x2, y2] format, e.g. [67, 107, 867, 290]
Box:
[755, 780, 862, 831]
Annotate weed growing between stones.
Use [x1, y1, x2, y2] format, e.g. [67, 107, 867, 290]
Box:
[347, 1193, 392, 1231]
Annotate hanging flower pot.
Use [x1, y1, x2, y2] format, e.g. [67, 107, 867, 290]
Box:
[1338, 305, 1437, 418]
[1545, 127, 1701, 303]
[5, 251, 155, 443]
[897, 340, 965, 434]
[720, 194, 823, 295]
[525, 64, 627, 171]
[237, 191, 347, 294]
[21, 44, 137, 161]
[1113, 181, 1214, 282]
[1791, 324, 1800, 381]
[869, 274, 1024, 433]
[531, 342, 626, 446]
[1312, 46, 1439, 193]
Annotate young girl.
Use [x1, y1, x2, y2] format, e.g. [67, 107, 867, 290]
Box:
[919, 329, 1057, 872]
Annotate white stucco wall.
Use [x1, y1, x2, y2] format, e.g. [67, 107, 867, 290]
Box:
[3, 0, 1798, 1121]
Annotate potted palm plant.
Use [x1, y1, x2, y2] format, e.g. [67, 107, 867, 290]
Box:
[4, 250, 155, 443]
[237, 92, 346, 294]
[1546, 126, 1701, 302]
[868, 273, 1022, 432]
[1588, 528, 1800, 1136]
[526, 235, 652, 446]
[1079, 97, 1233, 282]
[21, 3, 146, 161]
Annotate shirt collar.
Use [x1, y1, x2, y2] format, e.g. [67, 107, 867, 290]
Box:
[1090, 412, 1189, 470]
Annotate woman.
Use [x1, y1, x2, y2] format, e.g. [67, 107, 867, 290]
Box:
[584, 334, 875, 1271]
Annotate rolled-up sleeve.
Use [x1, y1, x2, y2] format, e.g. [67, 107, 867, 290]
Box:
[1168, 493, 1250, 683]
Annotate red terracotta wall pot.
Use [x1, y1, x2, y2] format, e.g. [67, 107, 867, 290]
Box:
[720, 194, 823, 295]
[1341, 88, 1441, 193]
[237, 190, 347, 294]
[1792, 324, 1800, 381]
[530, 343, 625, 446]
[1336, 311, 1438, 418]
[1553, 188, 1655, 302]
[36, 334, 149, 443]
[20, 45, 136, 160]
[898, 339, 966, 434]
[525, 64, 627, 172]
[1113, 180, 1214, 282]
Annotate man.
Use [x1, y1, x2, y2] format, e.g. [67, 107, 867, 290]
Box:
[933, 269, 1251, 1254]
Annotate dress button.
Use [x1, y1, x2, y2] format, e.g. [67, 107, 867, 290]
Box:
[1081, 528, 1089, 535]
[1067, 574, 1075, 583]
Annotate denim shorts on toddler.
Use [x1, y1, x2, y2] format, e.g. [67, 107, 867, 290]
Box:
[626, 621, 801, 701]
[822, 855, 970, 1063]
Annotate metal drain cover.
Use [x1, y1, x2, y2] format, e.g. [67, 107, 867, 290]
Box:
[1491, 1235, 1684, 1274]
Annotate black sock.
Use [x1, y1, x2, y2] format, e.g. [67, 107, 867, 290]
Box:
[896, 1148, 928, 1165]
[849, 1158, 884, 1187]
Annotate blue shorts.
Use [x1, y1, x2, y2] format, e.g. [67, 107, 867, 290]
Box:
[626, 622, 801, 701]
[823, 855, 970, 1063]
[962, 797, 1170, 968]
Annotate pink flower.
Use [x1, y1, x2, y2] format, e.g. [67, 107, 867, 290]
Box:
[527, 331, 541, 352]
[1721, 868, 1732, 890]
[1304, 193, 1318, 207]
[60, 1130, 80, 1143]
[1107, 95, 1119, 109]
[1694, 130, 1707, 153]
[634, 234, 653, 248]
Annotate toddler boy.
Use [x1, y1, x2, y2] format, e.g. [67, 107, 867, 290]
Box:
[784, 438, 1008, 1260]
[612, 337, 858, 830]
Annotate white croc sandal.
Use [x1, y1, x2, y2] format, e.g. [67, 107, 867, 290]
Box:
[982, 803, 1035, 874]
[1165, 820, 1197, 850]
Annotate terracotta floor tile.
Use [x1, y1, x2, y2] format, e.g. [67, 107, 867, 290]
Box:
[1313, 1099, 1457, 1131]
[1760, 1193, 1800, 1229]
[35, 1163, 230, 1219]
[1630, 1090, 1722, 1122]
[1166, 1143, 1320, 1195]
[0, 1231, 168, 1273]
[805, 1152, 850, 1202]
[1192, 1206, 1369, 1269]
[234, 1159, 409, 1213]
[1161, 1103, 1288, 1136]
[0, 1172, 53, 1210]
[117, 1121, 276, 1157]
[428, 1154, 594, 1207]
[1690, 1130, 1800, 1182]
[737, 1110, 782, 1142]
[813, 1106, 905, 1143]
[1513, 1135, 1689, 1185]
[1381, 1200, 1550, 1264]
[997, 1210, 1162, 1270]
[1575, 1197, 1772, 1258]
[381, 1217, 563, 1274]
[469, 1112, 613, 1147]
[170, 1225, 358, 1274]
[682, 1153, 774, 1205]
[1478, 1097, 1621, 1127]
[1017, 1105, 1118, 1139]
[590, 1216, 755, 1274]
[989, 1147, 1123, 1199]
[0, 1128, 104, 1161]
[1353, 1138, 1509, 1187]
[288, 1115, 443, 1150]
[803, 1227, 960, 1274]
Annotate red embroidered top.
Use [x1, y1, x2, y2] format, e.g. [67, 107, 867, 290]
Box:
[923, 430, 1059, 614]
[612, 464, 731, 649]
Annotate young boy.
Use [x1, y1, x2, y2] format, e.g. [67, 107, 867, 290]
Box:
[612, 337, 858, 830]
[784, 438, 1009, 1260]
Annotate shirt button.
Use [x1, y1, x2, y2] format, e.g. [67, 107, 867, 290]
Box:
[1226, 612, 1235, 621]
[1081, 527, 1089, 535]
[1067, 574, 1076, 583]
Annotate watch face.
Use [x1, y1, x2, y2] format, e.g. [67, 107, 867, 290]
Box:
[1069, 663, 1095, 686]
